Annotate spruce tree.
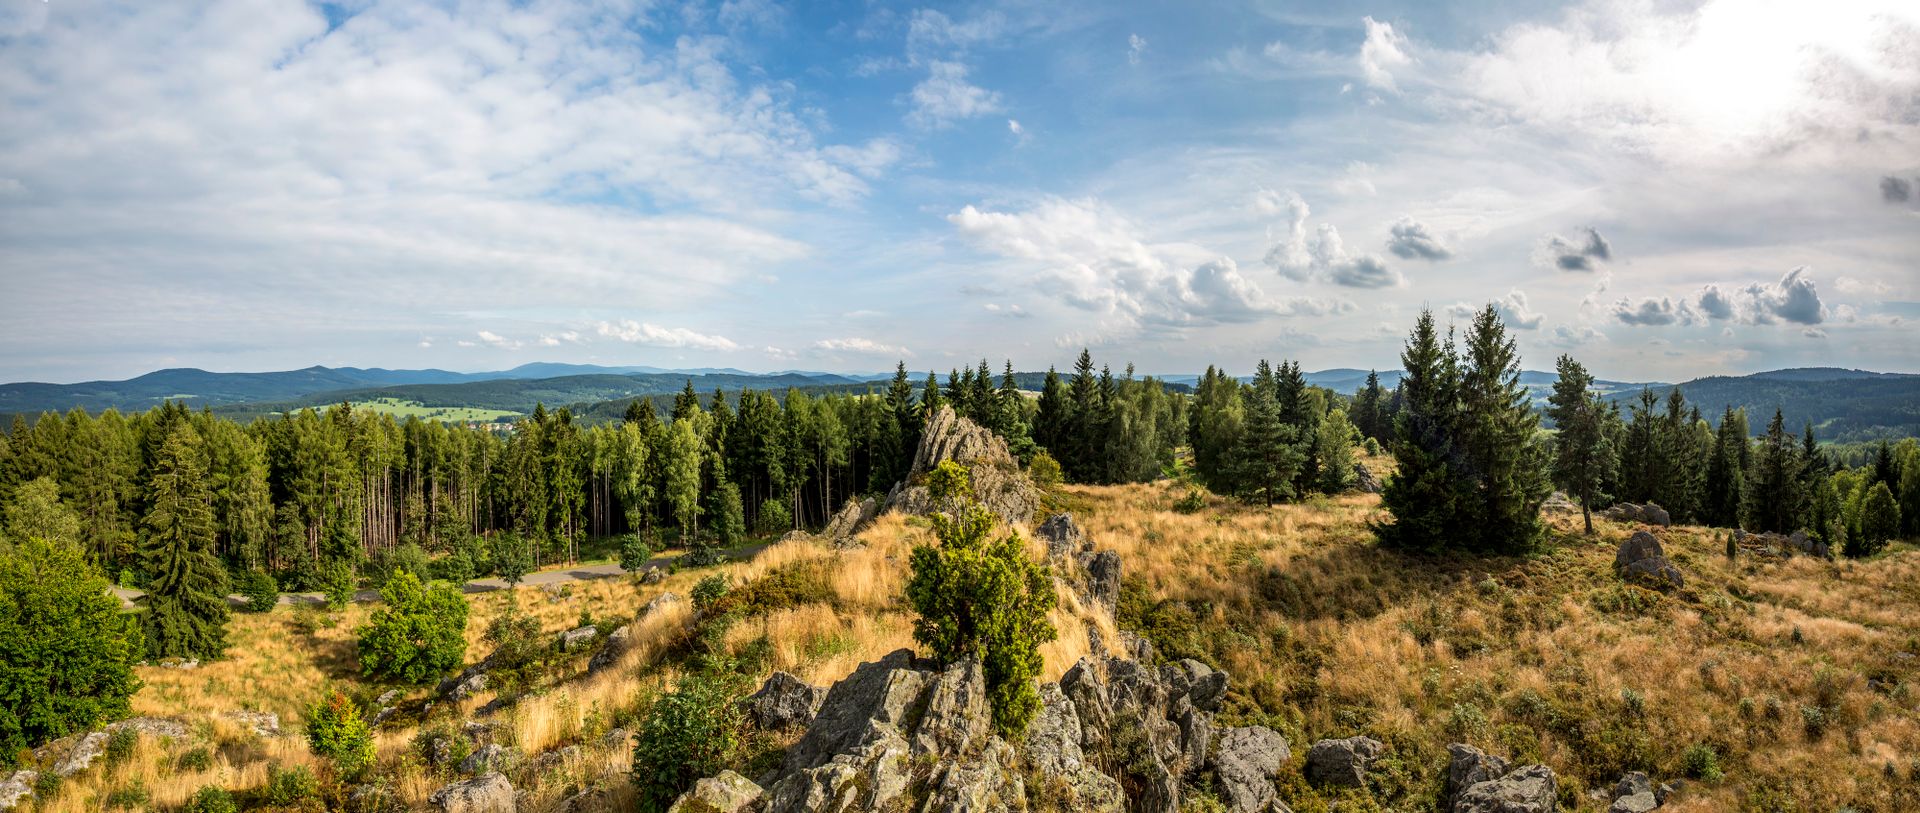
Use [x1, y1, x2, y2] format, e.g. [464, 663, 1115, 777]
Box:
[1353, 371, 1385, 443]
[1034, 368, 1069, 459]
[1457, 304, 1549, 553]
[1703, 407, 1747, 528]
[1746, 409, 1806, 534]
[140, 426, 230, 661]
[1546, 354, 1615, 534]
[1233, 382, 1302, 505]
[921, 371, 944, 421]
[1377, 309, 1467, 553]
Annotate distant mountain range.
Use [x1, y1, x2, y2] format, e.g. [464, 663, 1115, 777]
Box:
[3, 364, 1913, 443]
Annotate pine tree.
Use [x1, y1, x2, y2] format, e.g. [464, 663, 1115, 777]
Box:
[140, 426, 230, 661]
[1546, 354, 1615, 534]
[1353, 371, 1386, 443]
[921, 371, 944, 421]
[1746, 409, 1806, 534]
[1233, 382, 1302, 505]
[1377, 309, 1467, 553]
[1703, 407, 1747, 528]
[1066, 350, 1099, 481]
[1034, 368, 1069, 460]
[671, 381, 701, 423]
[1457, 304, 1549, 553]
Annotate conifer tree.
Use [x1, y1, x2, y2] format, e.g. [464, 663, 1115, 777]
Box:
[1746, 409, 1806, 534]
[1353, 371, 1386, 443]
[141, 425, 230, 661]
[1546, 354, 1615, 534]
[1233, 382, 1302, 505]
[1377, 309, 1467, 553]
[1457, 304, 1549, 552]
[671, 381, 701, 423]
[921, 371, 944, 421]
[1703, 407, 1747, 528]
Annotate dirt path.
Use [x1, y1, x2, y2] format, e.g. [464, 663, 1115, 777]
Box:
[109, 541, 776, 609]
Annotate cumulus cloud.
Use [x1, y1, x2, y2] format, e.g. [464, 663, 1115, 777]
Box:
[1129, 34, 1148, 65]
[1550, 324, 1607, 347]
[908, 61, 1003, 128]
[594, 321, 741, 352]
[1261, 191, 1404, 288]
[1360, 17, 1411, 91]
[1616, 267, 1830, 329]
[1385, 217, 1452, 260]
[1803, 327, 1827, 339]
[1451, 290, 1544, 329]
[1883, 175, 1914, 203]
[1539, 228, 1612, 272]
[1612, 297, 1687, 326]
[949, 198, 1356, 328]
[983, 303, 1030, 318]
[814, 337, 912, 357]
[476, 331, 521, 350]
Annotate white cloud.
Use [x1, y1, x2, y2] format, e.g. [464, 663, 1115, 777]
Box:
[984, 303, 1030, 318]
[1360, 16, 1412, 91]
[814, 337, 912, 357]
[950, 198, 1355, 328]
[1008, 119, 1025, 136]
[1385, 217, 1452, 260]
[1128, 34, 1148, 66]
[476, 330, 521, 350]
[1260, 191, 1404, 288]
[1452, 290, 1543, 330]
[594, 321, 741, 352]
[1537, 228, 1612, 272]
[763, 346, 797, 361]
[1614, 267, 1830, 329]
[908, 61, 1003, 128]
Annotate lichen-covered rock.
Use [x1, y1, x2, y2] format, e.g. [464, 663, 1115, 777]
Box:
[0, 771, 36, 810]
[1211, 726, 1290, 813]
[223, 710, 281, 737]
[1037, 514, 1086, 559]
[1453, 764, 1557, 813]
[885, 407, 1038, 527]
[459, 743, 515, 776]
[428, 772, 515, 813]
[589, 625, 633, 674]
[1353, 462, 1383, 494]
[641, 591, 681, 618]
[53, 732, 107, 776]
[444, 672, 489, 702]
[1601, 502, 1671, 527]
[558, 625, 597, 652]
[108, 717, 189, 739]
[746, 671, 827, 731]
[641, 567, 666, 585]
[1305, 736, 1385, 788]
[1039, 512, 1123, 615]
[668, 770, 763, 813]
[1615, 531, 1684, 591]
[821, 497, 880, 548]
[1608, 771, 1660, 813]
[1445, 743, 1511, 805]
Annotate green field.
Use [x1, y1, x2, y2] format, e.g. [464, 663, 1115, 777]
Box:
[350, 397, 520, 423]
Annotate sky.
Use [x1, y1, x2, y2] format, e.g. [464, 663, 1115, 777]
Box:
[1, 0, 1917, 384]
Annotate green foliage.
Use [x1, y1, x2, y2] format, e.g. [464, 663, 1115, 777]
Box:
[368, 543, 430, 588]
[105, 725, 138, 766]
[262, 763, 319, 806]
[483, 597, 545, 676]
[906, 465, 1058, 736]
[185, 785, 238, 813]
[490, 533, 532, 586]
[238, 569, 279, 613]
[356, 570, 469, 685]
[1850, 481, 1899, 557]
[1172, 487, 1208, 514]
[1681, 743, 1723, 781]
[176, 745, 213, 772]
[3, 476, 82, 546]
[0, 537, 143, 765]
[691, 575, 731, 613]
[304, 689, 375, 778]
[1028, 451, 1064, 487]
[630, 669, 749, 813]
[755, 498, 791, 535]
[1547, 354, 1618, 533]
[318, 558, 355, 611]
[619, 533, 654, 572]
[708, 481, 746, 547]
[104, 781, 150, 810]
[141, 425, 231, 660]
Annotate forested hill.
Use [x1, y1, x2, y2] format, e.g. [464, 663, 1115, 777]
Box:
[219, 372, 882, 422]
[1609, 371, 1920, 443]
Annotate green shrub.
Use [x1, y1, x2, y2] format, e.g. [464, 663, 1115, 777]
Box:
[1172, 487, 1207, 514]
[1680, 744, 1723, 781]
[630, 669, 748, 812]
[1028, 452, 1064, 487]
[0, 538, 143, 766]
[262, 764, 319, 806]
[619, 534, 654, 572]
[756, 499, 792, 535]
[32, 771, 60, 801]
[1800, 705, 1827, 740]
[185, 785, 238, 813]
[104, 781, 150, 810]
[705, 560, 834, 618]
[483, 597, 545, 675]
[490, 533, 533, 586]
[238, 569, 279, 614]
[176, 745, 213, 773]
[1446, 702, 1490, 742]
[305, 689, 375, 778]
[691, 575, 730, 613]
[355, 570, 469, 685]
[105, 726, 138, 766]
[319, 560, 356, 610]
[906, 461, 1058, 736]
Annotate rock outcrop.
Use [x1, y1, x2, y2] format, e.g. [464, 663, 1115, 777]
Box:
[223, 710, 281, 737]
[668, 771, 763, 813]
[1037, 513, 1122, 615]
[588, 625, 634, 674]
[885, 406, 1038, 528]
[1212, 726, 1290, 812]
[745, 671, 827, 731]
[52, 732, 107, 777]
[1306, 736, 1385, 788]
[1608, 771, 1660, 813]
[1352, 462, 1383, 494]
[559, 625, 597, 652]
[1601, 502, 1671, 527]
[820, 497, 881, 548]
[0, 771, 35, 811]
[460, 743, 516, 776]
[1733, 528, 1829, 559]
[1452, 763, 1557, 813]
[428, 772, 515, 813]
[1615, 530, 1684, 591]
[1446, 743, 1512, 804]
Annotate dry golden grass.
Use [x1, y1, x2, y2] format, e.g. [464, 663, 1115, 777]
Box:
[37, 481, 1917, 812]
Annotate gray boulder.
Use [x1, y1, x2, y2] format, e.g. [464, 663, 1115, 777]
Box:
[1305, 736, 1385, 788]
[1038, 512, 1123, 615]
[1608, 771, 1659, 813]
[1453, 764, 1557, 813]
[1615, 531, 1684, 591]
[1352, 462, 1383, 494]
[1037, 514, 1086, 559]
[53, 732, 107, 777]
[746, 671, 827, 731]
[459, 743, 515, 776]
[428, 772, 515, 813]
[444, 672, 490, 702]
[1211, 726, 1290, 813]
[642, 567, 666, 585]
[0, 771, 36, 811]
[910, 658, 992, 757]
[821, 497, 880, 548]
[668, 770, 763, 813]
[1601, 502, 1671, 527]
[589, 624, 634, 674]
[642, 591, 681, 618]
[559, 625, 597, 652]
[1445, 743, 1511, 805]
[223, 709, 281, 737]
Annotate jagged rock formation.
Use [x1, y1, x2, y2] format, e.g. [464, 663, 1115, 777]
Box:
[1352, 462, 1383, 494]
[1212, 726, 1291, 812]
[1615, 531, 1684, 591]
[885, 406, 1038, 527]
[745, 671, 826, 731]
[1037, 513, 1122, 615]
[1306, 736, 1385, 788]
[820, 497, 881, 548]
[1442, 743, 1558, 813]
[429, 772, 515, 812]
[1600, 502, 1671, 527]
[1446, 743, 1510, 802]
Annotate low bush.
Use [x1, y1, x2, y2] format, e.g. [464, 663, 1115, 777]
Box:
[262, 763, 319, 806]
[185, 785, 238, 813]
[630, 668, 749, 812]
[305, 689, 375, 779]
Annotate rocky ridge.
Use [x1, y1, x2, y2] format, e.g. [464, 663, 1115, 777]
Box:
[884, 406, 1038, 527]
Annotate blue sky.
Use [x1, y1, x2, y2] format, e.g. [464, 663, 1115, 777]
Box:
[1, 0, 1916, 383]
